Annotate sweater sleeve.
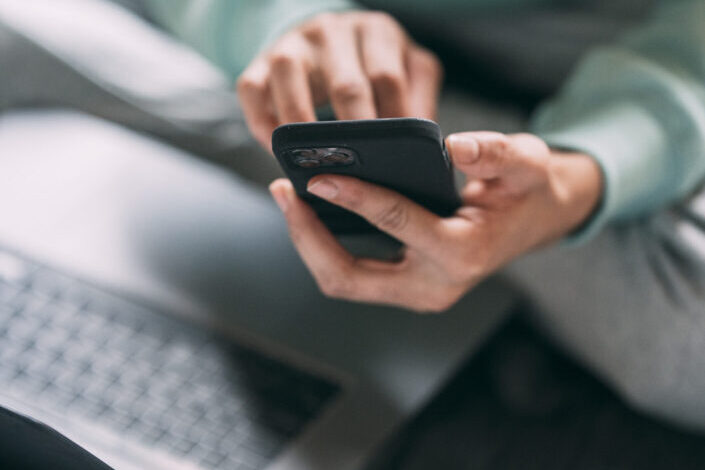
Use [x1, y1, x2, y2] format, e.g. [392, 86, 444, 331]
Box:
[145, 0, 359, 80]
[531, 0, 705, 243]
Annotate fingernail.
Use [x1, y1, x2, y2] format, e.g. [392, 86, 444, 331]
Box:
[271, 186, 290, 213]
[447, 134, 479, 163]
[307, 179, 339, 200]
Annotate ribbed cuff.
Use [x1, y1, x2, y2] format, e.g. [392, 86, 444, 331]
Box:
[532, 101, 669, 245]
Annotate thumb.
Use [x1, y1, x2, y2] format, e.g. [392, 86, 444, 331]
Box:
[446, 131, 520, 180]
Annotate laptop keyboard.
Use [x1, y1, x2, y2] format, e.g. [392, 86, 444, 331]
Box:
[0, 249, 340, 470]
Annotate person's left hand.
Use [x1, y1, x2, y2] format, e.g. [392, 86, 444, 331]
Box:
[269, 132, 602, 312]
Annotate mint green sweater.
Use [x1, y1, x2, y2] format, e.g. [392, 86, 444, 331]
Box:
[146, 0, 705, 242]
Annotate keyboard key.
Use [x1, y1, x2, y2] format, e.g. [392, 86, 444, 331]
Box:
[200, 450, 227, 468]
[0, 251, 30, 285]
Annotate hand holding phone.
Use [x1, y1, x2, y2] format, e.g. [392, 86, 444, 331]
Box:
[269, 131, 603, 312]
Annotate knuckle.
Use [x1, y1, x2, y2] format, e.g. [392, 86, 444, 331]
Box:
[330, 80, 368, 104]
[372, 200, 409, 232]
[302, 27, 324, 45]
[368, 69, 405, 94]
[236, 75, 263, 96]
[491, 133, 512, 152]
[269, 50, 298, 72]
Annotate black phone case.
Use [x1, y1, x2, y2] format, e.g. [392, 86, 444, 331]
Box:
[272, 118, 461, 234]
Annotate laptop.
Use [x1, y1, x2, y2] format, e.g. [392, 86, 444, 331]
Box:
[0, 109, 515, 470]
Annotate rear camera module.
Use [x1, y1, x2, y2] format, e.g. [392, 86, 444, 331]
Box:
[288, 147, 358, 168]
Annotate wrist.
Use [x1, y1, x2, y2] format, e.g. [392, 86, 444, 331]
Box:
[548, 150, 604, 237]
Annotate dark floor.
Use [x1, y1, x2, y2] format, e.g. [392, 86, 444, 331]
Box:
[370, 311, 705, 470]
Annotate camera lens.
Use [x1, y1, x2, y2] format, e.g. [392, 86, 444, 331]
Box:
[290, 148, 317, 159]
[293, 157, 321, 168]
[321, 149, 354, 165]
[290, 148, 321, 168]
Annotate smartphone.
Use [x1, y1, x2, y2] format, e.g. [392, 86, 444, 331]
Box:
[272, 118, 461, 234]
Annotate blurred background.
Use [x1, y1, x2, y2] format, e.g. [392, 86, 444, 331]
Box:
[1, 1, 705, 469]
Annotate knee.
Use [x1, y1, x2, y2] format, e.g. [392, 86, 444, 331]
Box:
[612, 371, 670, 421]
[606, 342, 705, 431]
[508, 201, 705, 429]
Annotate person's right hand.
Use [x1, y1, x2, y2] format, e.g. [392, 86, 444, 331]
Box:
[236, 11, 443, 150]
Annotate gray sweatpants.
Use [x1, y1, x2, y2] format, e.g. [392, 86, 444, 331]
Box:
[507, 191, 705, 430]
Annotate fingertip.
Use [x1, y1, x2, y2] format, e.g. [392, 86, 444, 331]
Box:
[269, 178, 295, 212]
[269, 177, 290, 192]
[305, 174, 328, 187]
[307, 174, 366, 203]
[446, 133, 479, 166]
[307, 176, 340, 200]
[307, 173, 358, 189]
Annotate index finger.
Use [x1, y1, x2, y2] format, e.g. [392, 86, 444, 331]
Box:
[358, 15, 410, 117]
[406, 46, 443, 120]
[306, 174, 445, 255]
[307, 19, 377, 119]
[270, 179, 453, 311]
[236, 58, 279, 150]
